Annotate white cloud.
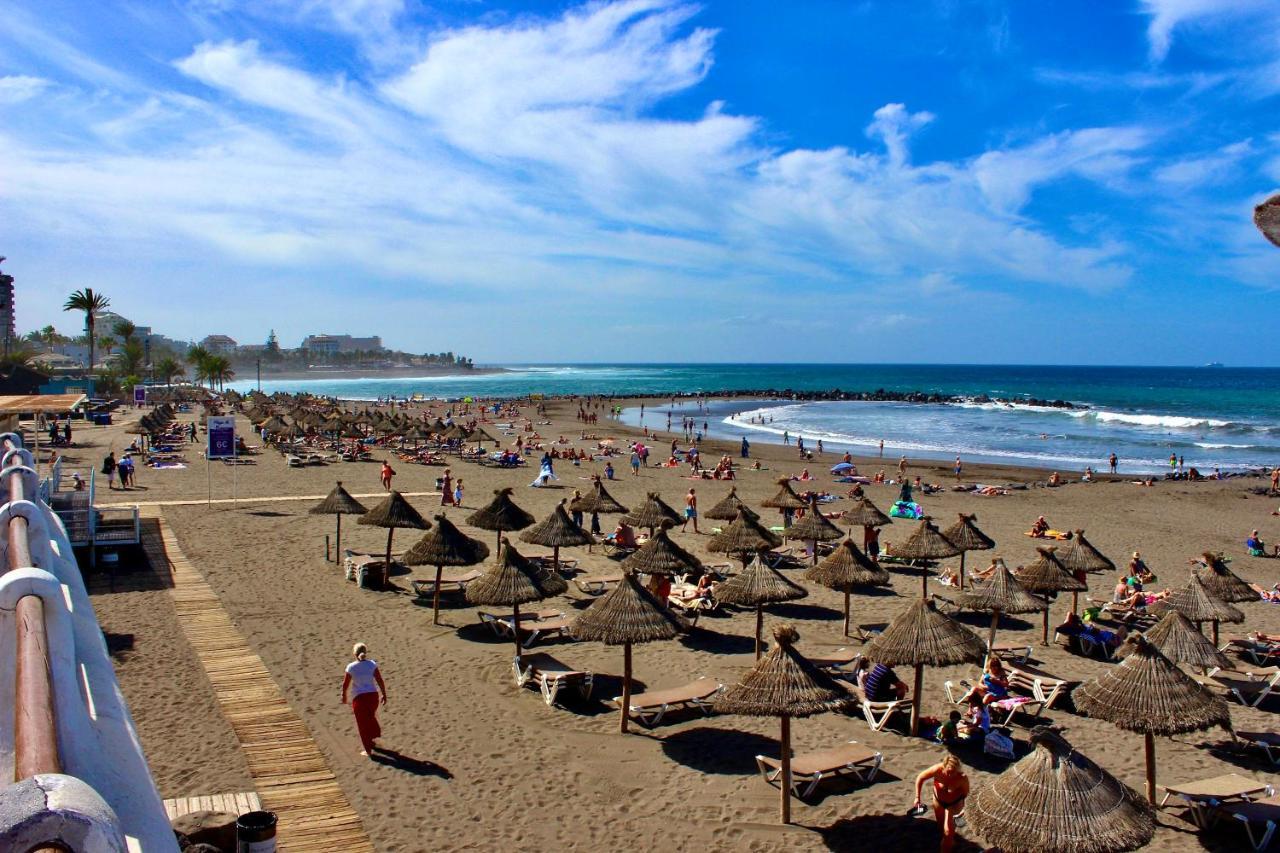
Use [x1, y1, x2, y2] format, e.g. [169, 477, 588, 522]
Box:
[864, 103, 934, 168]
[0, 74, 49, 103]
[1154, 139, 1252, 185]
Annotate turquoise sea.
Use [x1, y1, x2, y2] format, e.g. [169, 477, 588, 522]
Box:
[227, 364, 1280, 474]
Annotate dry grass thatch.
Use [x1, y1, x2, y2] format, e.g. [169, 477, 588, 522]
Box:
[715, 556, 808, 606]
[569, 573, 686, 644]
[1192, 553, 1256, 603]
[621, 522, 703, 577]
[1058, 530, 1115, 575]
[466, 488, 536, 533]
[309, 481, 367, 516]
[403, 514, 490, 567]
[1149, 575, 1245, 625]
[714, 625, 852, 717]
[804, 538, 889, 590]
[864, 598, 987, 666]
[1142, 611, 1231, 672]
[891, 519, 961, 560]
[465, 539, 568, 606]
[1074, 635, 1231, 736]
[942, 513, 994, 552]
[357, 491, 430, 530]
[1017, 547, 1087, 594]
[621, 492, 682, 529]
[1257, 193, 1280, 248]
[784, 501, 844, 543]
[957, 565, 1048, 615]
[707, 509, 783, 555]
[704, 487, 758, 521]
[568, 481, 628, 515]
[842, 497, 891, 528]
[519, 500, 594, 548]
[761, 479, 808, 510]
[967, 727, 1155, 853]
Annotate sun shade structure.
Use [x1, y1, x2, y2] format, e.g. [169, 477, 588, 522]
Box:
[404, 514, 490, 625]
[519, 499, 594, 574]
[842, 496, 892, 558]
[621, 521, 703, 577]
[570, 572, 686, 733]
[1143, 610, 1231, 672]
[356, 491, 430, 587]
[890, 518, 961, 597]
[466, 539, 568, 667]
[1256, 193, 1280, 248]
[568, 479, 628, 515]
[714, 625, 852, 824]
[1074, 635, 1231, 803]
[957, 563, 1047, 658]
[707, 508, 783, 569]
[620, 492, 682, 536]
[705, 486, 758, 522]
[308, 481, 367, 564]
[864, 597, 987, 735]
[1056, 530, 1113, 613]
[714, 556, 808, 659]
[784, 498, 845, 565]
[467, 488, 537, 551]
[1016, 547, 1087, 643]
[1149, 575, 1245, 646]
[1192, 552, 1256, 604]
[942, 513, 994, 590]
[761, 478, 808, 527]
[968, 727, 1156, 853]
[803, 537, 890, 637]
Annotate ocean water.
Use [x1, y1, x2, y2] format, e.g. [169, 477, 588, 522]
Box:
[227, 364, 1280, 474]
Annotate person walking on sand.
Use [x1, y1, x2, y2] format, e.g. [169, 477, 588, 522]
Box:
[741, 436, 750, 459]
[898, 455, 908, 480]
[453, 477, 464, 507]
[341, 642, 387, 758]
[102, 452, 117, 490]
[380, 460, 396, 491]
[878, 439, 884, 457]
[440, 468, 454, 505]
[1109, 452, 1118, 474]
[682, 487, 699, 533]
[913, 753, 969, 853]
[954, 456, 962, 481]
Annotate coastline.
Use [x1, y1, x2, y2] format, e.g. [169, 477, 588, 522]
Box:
[233, 365, 507, 382]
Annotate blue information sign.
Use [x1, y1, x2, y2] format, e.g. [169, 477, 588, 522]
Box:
[207, 416, 236, 459]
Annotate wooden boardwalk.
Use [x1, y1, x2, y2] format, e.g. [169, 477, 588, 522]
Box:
[141, 509, 374, 852]
[163, 791, 261, 822]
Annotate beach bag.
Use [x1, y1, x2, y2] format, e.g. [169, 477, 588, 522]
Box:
[1082, 607, 1101, 623]
[983, 729, 1015, 760]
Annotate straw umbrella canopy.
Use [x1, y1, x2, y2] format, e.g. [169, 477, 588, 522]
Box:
[761, 478, 807, 528]
[1143, 610, 1231, 672]
[707, 508, 783, 569]
[784, 498, 845, 566]
[803, 537, 890, 637]
[466, 488, 536, 551]
[1057, 530, 1115, 613]
[569, 479, 628, 538]
[356, 491, 430, 587]
[620, 492, 681, 537]
[842, 496, 891, 556]
[864, 597, 987, 735]
[519, 499, 594, 574]
[714, 624, 852, 824]
[705, 486, 758, 522]
[308, 481, 367, 563]
[443, 423, 471, 441]
[570, 572, 686, 734]
[891, 518, 961, 597]
[941, 513, 994, 590]
[715, 556, 808, 659]
[1074, 635, 1231, 803]
[260, 415, 288, 435]
[1192, 552, 1255, 604]
[1257, 193, 1280, 248]
[1016, 547, 1087, 643]
[1148, 575, 1245, 646]
[968, 727, 1156, 853]
[403, 514, 490, 625]
[465, 539, 568, 667]
[621, 521, 702, 577]
[957, 564, 1047, 659]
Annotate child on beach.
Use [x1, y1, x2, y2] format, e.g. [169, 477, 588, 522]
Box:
[453, 478, 464, 507]
[380, 460, 396, 491]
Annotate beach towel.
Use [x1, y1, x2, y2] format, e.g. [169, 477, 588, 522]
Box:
[889, 501, 923, 519]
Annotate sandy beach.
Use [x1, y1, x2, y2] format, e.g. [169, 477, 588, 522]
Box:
[64, 397, 1280, 851]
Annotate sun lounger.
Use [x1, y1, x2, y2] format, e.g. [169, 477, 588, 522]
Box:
[756, 740, 883, 799]
[512, 615, 575, 648]
[1224, 636, 1280, 667]
[1197, 670, 1280, 708]
[574, 573, 621, 596]
[763, 548, 800, 569]
[613, 677, 723, 726]
[853, 685, 911, 732]
[1159, 773, 1274, 829]
[942, 680, 1045, 725]
[852, 622, 887, 643]
[410, 569, 483, 600]
[1238, 732, 1280, 766]
[1222, 794, 1280, 850]
[1004, 661, 1077, 710]
[528, 555, 581, 576]
[806, 647, 861, 678]
[478, 609, 563, 637]
[513, 653, 593, 706]
[1054, 621, 1126, 660]
[991, 642, 1033, 664]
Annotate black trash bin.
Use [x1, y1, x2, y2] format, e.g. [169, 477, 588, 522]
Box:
[236, 810, 277, 853]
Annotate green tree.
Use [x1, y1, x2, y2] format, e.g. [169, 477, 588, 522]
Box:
[206, 355, 234, 391]
[155, 356, 184, 389]
[112, 319, 136, 344]
[119, 338, 145, 377]
[186, 345, 210, 387]
[62, 288, 110, 372]
[98, 335, 116, 359]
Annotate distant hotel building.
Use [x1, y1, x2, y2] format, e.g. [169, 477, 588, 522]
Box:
[300, 334, 384, 355]
[200, 334, 239, 354]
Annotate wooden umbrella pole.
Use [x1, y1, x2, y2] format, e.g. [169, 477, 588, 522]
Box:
[920, 567, 928, 599]
[958, 551, 966, 590]
[553, 545, 560, 575]
[811, 539, 818, 566]
[755, 605, 764, 660]
[1042, 594, 1052, 644]
[1072, 590, 1079, 615]
[384, 528, 394, 588]
[496, 528, 502, 553]
[780, 715, 792, 824]
[843, 591, 851, 638]
[1212, 619, 1220, 647]
[512, 602, 522, 669]
[1144, 732, 1156, 804]
[432, 564, 443, 625]
[335, 513, 342, 563]
[911, 664, 924, 736]
[620, 642, 632, 734]
[987, 612, 999, 666]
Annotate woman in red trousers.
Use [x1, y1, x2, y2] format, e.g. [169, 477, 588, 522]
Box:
[341, 642, 387, 757]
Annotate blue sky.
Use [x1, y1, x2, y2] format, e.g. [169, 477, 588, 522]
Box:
[3, 0, 1278, 364]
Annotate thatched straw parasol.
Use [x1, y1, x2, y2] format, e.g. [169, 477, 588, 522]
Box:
[467, 488, 536, 551]
[1016, 547, 1087, 643]
[968, 727, 1155, 853]
[260, 415, 288, 434]
[864, 598, 987, 735]
[890, 518, 960, 597]
[308, 481, 367, 563]
[714, 624, 852, 824]
[1256, 193, 1280, 248]
[465, 539, 567, 667]
[942, 513, 994, 590]
[784, 498, 844, 565]
[570, 572, 686, 733]
[1192, 552, 1255, 604]
[354, 491, 430, 586]
[715, 556, 807, 659]
[1057, 530, 1114, 613]
[621, 521, 702, 577]
[620, 492, 682, 537]
[1074, 635, 1231, 803]
[957, 563, 1047, 659]
[842, 496, 891, 556]
[403, 514, 490, 625]
[568, 479, 628, 516]
[519, 499, 593, 574]
[761, 478, 807, 527]
[705, 486, 759, 522]
[1149, 575, 1245, 646]
[707, 508, 783, 569]
[804, 537, 889, 637]
[1143, 610, 1231, 672]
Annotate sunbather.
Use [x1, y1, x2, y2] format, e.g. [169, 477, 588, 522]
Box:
[1250, 583, 1280, 603]
[1028, 515, 1049, 537]
[857, 659, 910, 702]
[1247, 530, 1279, 557]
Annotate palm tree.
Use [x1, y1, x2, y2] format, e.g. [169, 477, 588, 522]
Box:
[206, 355, 234, 391]
[112, 319, 136, 344]
[186, 345, 210, 387]
[62, 288, 110, 372]
[155, 356, 184, 389]
[98, 335, 116, 360]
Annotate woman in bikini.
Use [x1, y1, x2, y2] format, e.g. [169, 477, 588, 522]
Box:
[913, 753, 969, 852]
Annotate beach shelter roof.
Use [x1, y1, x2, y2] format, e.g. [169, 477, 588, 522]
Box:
[967, 727, 1155, 853]
[1017, 547, 1087, 593]
[892, 519, 961, 560]
[1192, 552, 1256, 603]
[444, 423, 471, 440]
[714, 556, 808, 607]
[707, 508, 783, 555]
[466, 488, 536, 533]
[864, 598, 987, 666]
[1149, 576, 1245, 625]
[1075, 635, 1230, 736]
[403, 514, 490, 567]
[357, 491, 429, 531]
[784, 500, 844, 543]
[714, 625, 851, 717]
[942, 513, 995, 552]
[804, 538, 889, 591]
[1058, 530, 1116, 575]
[519, 500, 594, 549]
[620, 492, 682, 529]
[842, 496, 891, 528]
[569, 480, 628, 515]
[621, 521, 703, 577]
[260, 415, 288, 434]
[957, 564, 1048, 615]
[1257, 193, 1280, 248]
[308, 481, 367, 516]
[402, 425, 432, 441]
[761, 478, 808, 510]
[569, 573, 685, 644]
[1143, 611, 1232, 672]
[465, 539, 567, 606]
[705, 486, 758, 521]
